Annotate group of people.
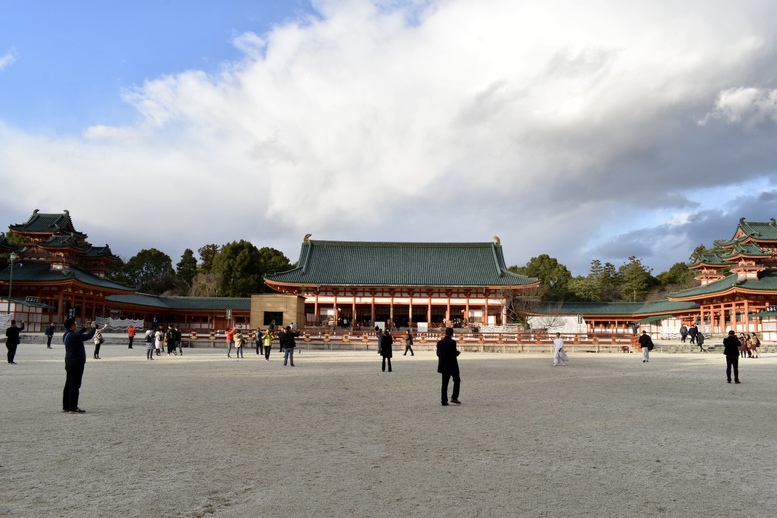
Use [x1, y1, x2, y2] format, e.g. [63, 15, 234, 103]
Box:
[143, 325, 183, 360]
[737, 332, 761, 358]
[224, 324, 301, 366]
[679, 323, 707, 352]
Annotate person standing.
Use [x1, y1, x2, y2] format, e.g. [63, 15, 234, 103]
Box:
[751, 333, 761, 358]
[5, 319, 25, 364]
[175, 325, 183, 355]
[62, 318, 97, 413]
[723, 330, 742, 384]
[262, 329, 273, 361]
[281, 325, 298, 366]
[553, 332, 568, 366]
[639, 330, 654, 363]
[127, 324, 136, 349]
[225, 327, 236, 358]
[679, 324, 688, 343]
[255, 328, 263, 355]
[380, 329, 393, 372]
[234, 329, 245, 358]
[437, 327, 461, 406]
[93, 325, 107, 359]
[145, 329, 155, 360]
[154, 327, 164, 356]
[166, 325, 176, 355]
[44, 322, 55, 349]
[403, 330, 414, 356]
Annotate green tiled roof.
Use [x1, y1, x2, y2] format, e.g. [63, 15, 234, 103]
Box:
[691, 252, 727, 266]
[107, 294, 250, 311]
[40, 234, 88, 251]
[265, 240, 539, 287]
[736, 217, 777, 241]
[721, 242, 772, 260]
[534, 300, 699, 316]
[670, 270, 777, 299]
[9, 209, 86, 239]
[0, 260, 135, 292]
[82, 245, 121, 261]
[639, 314, 674, 323]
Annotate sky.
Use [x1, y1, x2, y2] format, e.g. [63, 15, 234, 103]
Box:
[2, 0, 777, 277]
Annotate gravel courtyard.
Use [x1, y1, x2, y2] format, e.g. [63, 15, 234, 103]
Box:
[1, 344, 776, 517]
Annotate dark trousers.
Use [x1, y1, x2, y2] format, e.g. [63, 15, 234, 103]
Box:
[726, 355, 740, 382]
[404, 345, 414, 355]
[264, 345, 271, 360]
[256, 342, 262, 355]
[46, 336, 53, 348]
[382, 357, 392, 372]
[128, 336, 134, 349]
[63, 362, 85, 411]
[94, 342, 102, 358]
[6, 342, 17, 363]
[441, 372, 461, 403]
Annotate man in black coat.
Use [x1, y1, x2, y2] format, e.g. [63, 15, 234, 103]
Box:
[723, 330, 742, 384]
[62, 318, 98, 413]
[5, 319, 24, 364]
[436, 327, 461, 406]
[638, 330, 653, 363]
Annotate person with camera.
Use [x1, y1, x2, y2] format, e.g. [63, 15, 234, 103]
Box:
[62, 318, 100, 413]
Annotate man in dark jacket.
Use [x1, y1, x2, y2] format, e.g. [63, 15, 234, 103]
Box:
[281, 326, 299, 366]
[723, 330, 742, 384]
[436, 327, 461, 406]
[639, 330, 654, 363]
[5, 319, 25, 364]
[380, 329, 393, 372]
[44, 322, 55, 348]
[62, 318, 98, 413]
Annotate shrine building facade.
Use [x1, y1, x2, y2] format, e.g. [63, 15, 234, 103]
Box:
[0, 210, 135, 331]
[668, 218, 777, 336]
[263, 237, 540, 328]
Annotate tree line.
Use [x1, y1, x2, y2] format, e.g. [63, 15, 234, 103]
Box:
[106, 241, 294, 297]
[508, 254, 700, 303]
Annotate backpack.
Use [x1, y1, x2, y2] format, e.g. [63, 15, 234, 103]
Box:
[146, 332, 154, 343]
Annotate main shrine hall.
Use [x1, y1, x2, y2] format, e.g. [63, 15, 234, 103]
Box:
[264, 236, 540, 328]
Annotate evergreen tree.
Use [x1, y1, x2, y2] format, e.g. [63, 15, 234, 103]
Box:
[122, 248, 176, 294]
[176, 248, 198, 289]
[198, 244, 219, 273]
[212, 240, 264, 297]
[512, 254, 572, 301]
[618, 256, 655, 302]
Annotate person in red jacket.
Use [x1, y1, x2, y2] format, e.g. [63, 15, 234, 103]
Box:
[127, 324, 136, 349]
[225, 327, 237, 358]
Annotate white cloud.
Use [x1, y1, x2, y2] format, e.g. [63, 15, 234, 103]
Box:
[0, 47, 17, 71]
[702, 87, 777, 127]
[2, 0, 777, 274]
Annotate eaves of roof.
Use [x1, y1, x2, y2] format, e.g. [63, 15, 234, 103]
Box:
[736, 218, 777, 241]
[0, 261, 135, 292]
[669, 270, 777, 300]
[266, 240, 539, 287]
[106, 294, 250, 311]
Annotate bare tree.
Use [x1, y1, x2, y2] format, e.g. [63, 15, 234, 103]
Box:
[189, 272, 219, 297]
